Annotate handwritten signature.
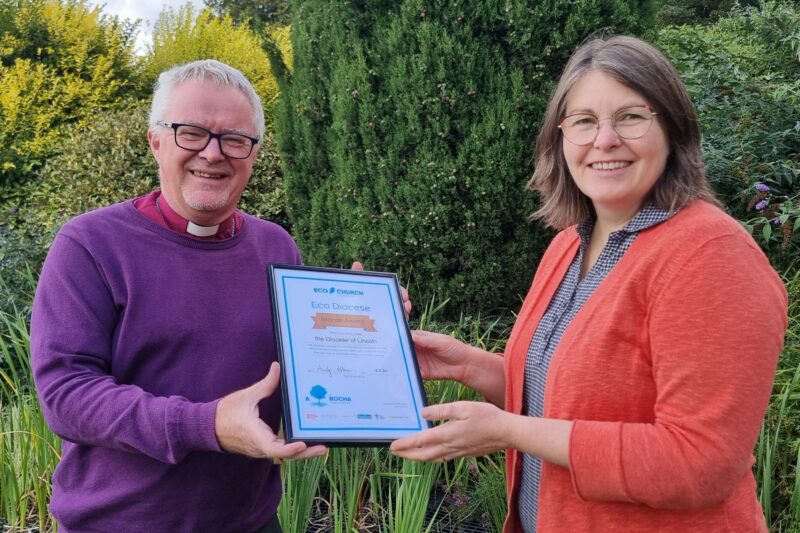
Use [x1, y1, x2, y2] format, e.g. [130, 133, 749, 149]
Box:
[312, 365, 356, 377]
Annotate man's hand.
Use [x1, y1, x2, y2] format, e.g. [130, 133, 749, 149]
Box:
[351, 261, 412, 316]
[215, 362, 327, 460]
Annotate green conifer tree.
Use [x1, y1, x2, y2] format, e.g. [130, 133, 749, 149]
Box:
[270, 0, 654, 314]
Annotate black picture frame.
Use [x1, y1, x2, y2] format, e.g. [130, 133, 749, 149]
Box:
[268, 263, 430, 446]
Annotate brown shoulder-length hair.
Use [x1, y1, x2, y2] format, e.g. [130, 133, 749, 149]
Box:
[529, 35, 721, 230]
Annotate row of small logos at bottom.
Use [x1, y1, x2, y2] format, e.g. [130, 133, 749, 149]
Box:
[305, 413, 411, 421]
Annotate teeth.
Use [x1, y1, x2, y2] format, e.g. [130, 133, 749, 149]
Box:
[192, 171, 222, 178]
[592, 161, 630, 170]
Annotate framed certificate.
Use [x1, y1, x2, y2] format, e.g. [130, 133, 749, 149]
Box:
[268, 264, 431, 445]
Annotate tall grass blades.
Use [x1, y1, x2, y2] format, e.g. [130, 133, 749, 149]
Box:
[758, 351, 800, 530]
[321, 447, 373, 532]
[755, 268, 800, 531]
[392, 458, 442, 533]
[792, 443, 800, 528]
[369, 451, 443, 533]
[0, 292, 62, 531]
[278, 455, 325, 533]
[0, 304, 35, 399]
[423, 456, 507, 532]
[470, 456, 507, 532]
[1, 396, 61, 532]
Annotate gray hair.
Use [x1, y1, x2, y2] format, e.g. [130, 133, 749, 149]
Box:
[148, 59, 265, 141]
[529, 36, 720, 229]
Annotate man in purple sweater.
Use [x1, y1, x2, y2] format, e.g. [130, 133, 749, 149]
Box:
[30, 60, 328, 532]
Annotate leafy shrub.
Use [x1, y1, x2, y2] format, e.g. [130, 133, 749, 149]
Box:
[657, 1, 800, 265]
[0, 101, 153, 309]
[271, 0, 654, 315]
[655, 0, 760, 26]
[142, 5, 287, 117]
[241, 136, 289, 228]
[0, 0, 139, 184]
[205, 0, 291, 29]
[0, 58, 65, 180]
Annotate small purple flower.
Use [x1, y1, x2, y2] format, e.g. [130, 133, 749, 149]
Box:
[755, 199, 769, 210]
[772, 218, 781, 225]
[755, 182, 770, 192]
[451, 492, 471, 508]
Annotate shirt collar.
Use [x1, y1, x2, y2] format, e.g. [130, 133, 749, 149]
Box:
[134, 191, 240, 240]
[576, 204, 672, 245]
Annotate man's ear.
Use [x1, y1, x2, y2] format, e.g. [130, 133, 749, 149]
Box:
[249, 142, 261, 162]
[147, 129, 161, 163]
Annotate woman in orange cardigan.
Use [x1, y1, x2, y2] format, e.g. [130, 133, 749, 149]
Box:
[390, 36, 788, 532]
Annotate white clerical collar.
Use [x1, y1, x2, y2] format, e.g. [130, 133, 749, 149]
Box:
[186, 220, 220, 237]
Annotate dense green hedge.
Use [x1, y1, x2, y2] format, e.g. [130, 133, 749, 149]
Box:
[271, 0, 654, 315]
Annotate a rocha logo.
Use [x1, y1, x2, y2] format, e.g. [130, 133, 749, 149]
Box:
[305, 385, 351, 407]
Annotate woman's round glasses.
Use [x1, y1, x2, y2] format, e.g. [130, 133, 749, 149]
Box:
[157, 121, 259, 159]
[558, 106, 659, 146]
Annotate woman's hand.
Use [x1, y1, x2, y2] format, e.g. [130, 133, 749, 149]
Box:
[412, 330, 472, 382]
[390, 401, 511, 462]
[414, 330, 506, 405]
[391, 402, 573, 467]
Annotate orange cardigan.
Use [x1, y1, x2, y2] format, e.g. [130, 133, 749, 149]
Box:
[502, 201, 787, 532]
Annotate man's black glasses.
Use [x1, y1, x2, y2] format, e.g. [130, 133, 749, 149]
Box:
[157, 121, 259, 159]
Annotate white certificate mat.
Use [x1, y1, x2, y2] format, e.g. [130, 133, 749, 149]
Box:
[268, 264, 430, 445]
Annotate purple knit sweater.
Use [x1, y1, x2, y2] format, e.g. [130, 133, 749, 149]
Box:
[30, 200, 301, 532]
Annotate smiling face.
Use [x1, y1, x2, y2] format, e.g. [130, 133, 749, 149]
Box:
[561, 70, 669, 227]
[147, 80, 259, 225]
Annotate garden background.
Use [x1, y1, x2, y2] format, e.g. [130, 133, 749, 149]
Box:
[0, 0, 799, 531]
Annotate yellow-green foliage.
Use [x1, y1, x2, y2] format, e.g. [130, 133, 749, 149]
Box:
[269, 24, 293, 72]
[0, 0, 138, 183]
[143, 5, 286, 113]
[0, 59, 61, 175]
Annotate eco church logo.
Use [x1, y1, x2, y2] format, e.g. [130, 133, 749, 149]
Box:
[313, 285, 365, 296]
[313, 286, 336, 295]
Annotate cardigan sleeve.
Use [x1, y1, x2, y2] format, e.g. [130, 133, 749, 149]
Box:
[568, 232, 787, 509]
[30, 232, 222, 464]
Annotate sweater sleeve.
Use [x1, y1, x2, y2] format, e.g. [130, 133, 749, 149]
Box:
[568, 233, 787, 509]
[30, 232, 221, 464]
